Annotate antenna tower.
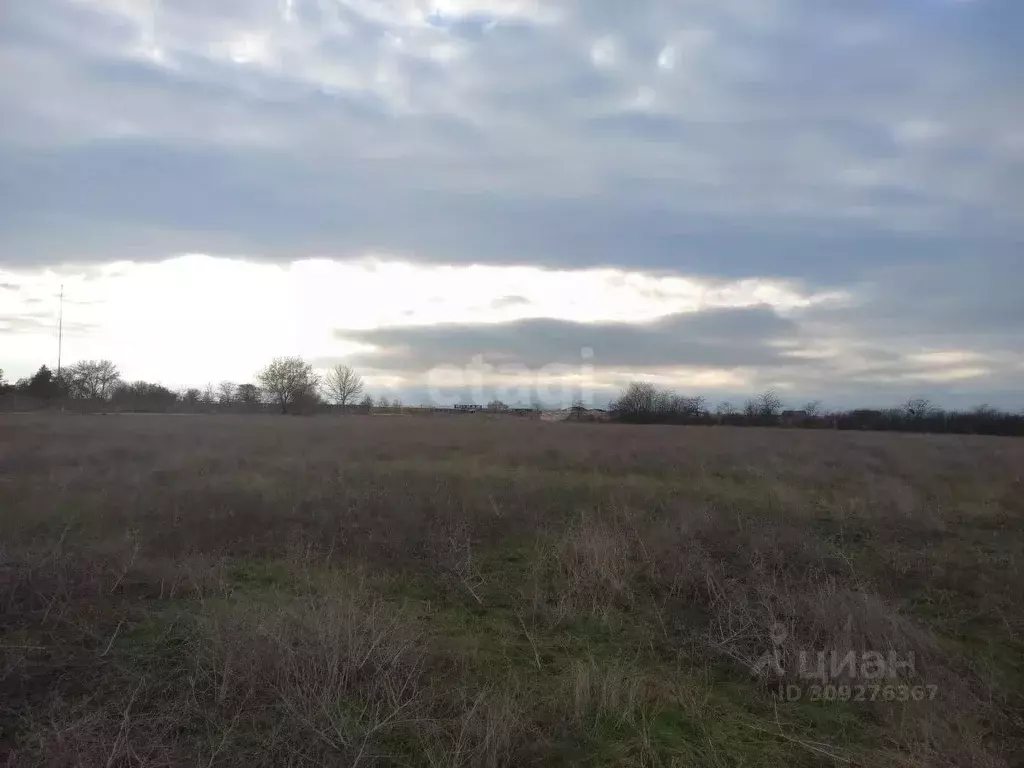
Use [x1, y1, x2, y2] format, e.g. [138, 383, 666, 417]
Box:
[57, 284, 64, 378]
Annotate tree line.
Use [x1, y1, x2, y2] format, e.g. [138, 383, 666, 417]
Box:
[608, 381, 1024, 436]
[2, 361, 1021, 436]
[0, 358, 398, 414]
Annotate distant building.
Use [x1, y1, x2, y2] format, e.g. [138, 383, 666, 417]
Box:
[453, 404, 483, 412]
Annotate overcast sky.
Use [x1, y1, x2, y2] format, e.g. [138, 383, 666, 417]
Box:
[1, 0, 1021, 408]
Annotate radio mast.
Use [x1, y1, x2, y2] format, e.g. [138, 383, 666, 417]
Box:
[57, 284, 64, 378]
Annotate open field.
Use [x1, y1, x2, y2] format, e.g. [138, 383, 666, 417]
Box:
[2, 414, 1023, 767]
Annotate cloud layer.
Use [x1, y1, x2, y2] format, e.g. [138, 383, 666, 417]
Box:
[1, 1, 1021, 407]
[339, 305, 799, 370]
[2, 0, 1022, 278]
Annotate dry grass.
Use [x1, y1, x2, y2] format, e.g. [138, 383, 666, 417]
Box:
[1, 413, 1022, 766]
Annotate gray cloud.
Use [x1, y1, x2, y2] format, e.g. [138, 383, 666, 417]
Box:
[800, 255, 1024, 348]
[0, 313, 95, 335]
[326, 273, 1024, 410]
[1, 0, 1022, 283]
[337, 305, 799, 370]
[490, 295, 530, 310]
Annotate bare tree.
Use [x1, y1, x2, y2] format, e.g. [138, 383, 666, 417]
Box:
[568, 398, 586, 419]
[903, 397, 934, 420]
[322, 364, 364, 408]
[756, 389, 783, 418]
[359, 394, 374, 412]
[292, 384, 322, 412]
[610, 381, 658, 418]
[111, 381, 177, 410]
[217, 381, 236, 405]
[610, 381, 710, 423]
[236, 383, 261, 405]
[256, 357, 319, 414]
[201, 383, 216, 405]
[66, 360, 121, 400]
[488, 400, 509, 412]
[803, 400, 823, 418]
[716, 401, 738, 416]
[679, 395, 707, 418]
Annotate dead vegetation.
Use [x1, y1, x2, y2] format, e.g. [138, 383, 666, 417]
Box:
[1, 414, 1022, 766]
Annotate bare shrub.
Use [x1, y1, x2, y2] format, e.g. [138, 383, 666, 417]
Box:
[189, 590, 433, 764]
[529, 514, 644, 626]
[428, 688, 526, 768]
